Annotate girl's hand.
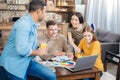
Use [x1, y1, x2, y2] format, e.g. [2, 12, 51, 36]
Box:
[75, 53, 82, 58]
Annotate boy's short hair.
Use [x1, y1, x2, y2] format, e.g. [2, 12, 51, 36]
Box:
[46, 20, 56, 28]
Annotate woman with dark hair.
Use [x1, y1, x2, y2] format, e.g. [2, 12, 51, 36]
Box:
[76, 26, 104, 80]
[68, 12, 88, 53]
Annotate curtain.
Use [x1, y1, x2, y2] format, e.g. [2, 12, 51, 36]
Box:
[86, 0, 120, 33]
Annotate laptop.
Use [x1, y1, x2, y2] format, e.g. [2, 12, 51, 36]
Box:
[65, 55, 97, 72]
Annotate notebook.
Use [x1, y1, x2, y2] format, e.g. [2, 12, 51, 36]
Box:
[65, 55, 97, 72]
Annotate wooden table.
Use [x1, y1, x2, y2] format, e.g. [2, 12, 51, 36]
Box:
[28, 66, 101, 80]
[56, 67, 101, 80]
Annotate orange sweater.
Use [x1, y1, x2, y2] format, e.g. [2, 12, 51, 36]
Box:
[78, 38, 104, 71]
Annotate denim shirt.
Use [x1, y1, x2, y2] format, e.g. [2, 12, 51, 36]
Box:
[0, 14, 38, 79]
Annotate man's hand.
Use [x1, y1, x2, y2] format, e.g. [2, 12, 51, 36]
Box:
[37, 47, 47, 56]
[53, 51, 65, 56]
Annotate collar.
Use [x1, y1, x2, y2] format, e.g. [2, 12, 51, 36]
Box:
[26, 13, 37, 29]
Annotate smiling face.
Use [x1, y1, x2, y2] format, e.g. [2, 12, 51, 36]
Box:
[47, 24, 58, 38]
[70, 15, 80, 28]
[83, 31, 94, 44]
[82, 26, 97, 44]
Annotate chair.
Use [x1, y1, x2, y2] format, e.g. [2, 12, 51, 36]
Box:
[104, 50, 120, 80]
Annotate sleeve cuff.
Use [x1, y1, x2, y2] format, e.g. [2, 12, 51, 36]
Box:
[26, 48, 32, 57]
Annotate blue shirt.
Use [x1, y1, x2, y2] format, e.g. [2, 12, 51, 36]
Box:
[0, 14, 38, 79]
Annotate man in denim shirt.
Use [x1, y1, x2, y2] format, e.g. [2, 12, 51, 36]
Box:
[0, 0, 56, 80]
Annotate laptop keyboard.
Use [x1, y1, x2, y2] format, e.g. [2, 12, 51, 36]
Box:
[70, 68, 74, 70]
